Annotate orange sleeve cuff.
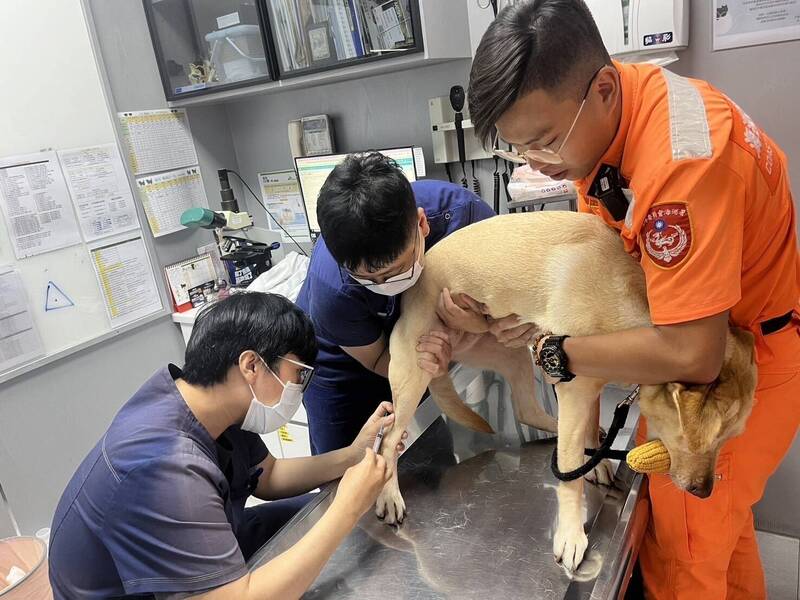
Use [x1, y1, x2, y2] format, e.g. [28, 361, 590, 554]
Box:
[649, 295, 740, 326]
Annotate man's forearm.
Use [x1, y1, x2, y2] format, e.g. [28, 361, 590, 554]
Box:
[191, 504, 356, 600]
[563, 325, 724, 385]
[258, 448, 358, 500]
[247, 505, 355, 598]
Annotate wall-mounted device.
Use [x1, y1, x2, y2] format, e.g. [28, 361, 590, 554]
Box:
[287, 114, 335, 161]
[584, 0, 688, 57]
[449, 85, 468, 188]
[429, 95, 492, 165]
[295, 147, 417, 235]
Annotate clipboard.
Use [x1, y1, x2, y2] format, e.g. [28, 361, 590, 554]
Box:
[164, 253, 217, 312]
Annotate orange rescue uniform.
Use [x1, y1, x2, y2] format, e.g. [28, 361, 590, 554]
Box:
[575, 61, 800, 599]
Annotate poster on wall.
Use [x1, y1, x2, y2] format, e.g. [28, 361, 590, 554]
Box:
[0, 151, 83, 259]
[258, 170, 312, 243]
[713, 0, 800, 50]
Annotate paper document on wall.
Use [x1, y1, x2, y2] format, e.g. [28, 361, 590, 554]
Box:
[713, 0, 800, 50]
[258, 170, 312, 243]
[118, 109, 198, 175]
[90, 236, 162, 327]
[58, 144, 140, 242]
[413, 147, 426, 177]
[0, 267, 44, 374]
[0, 151, 83, 259]
[135, 166, 207, 238]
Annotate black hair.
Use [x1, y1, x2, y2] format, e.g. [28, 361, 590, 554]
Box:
[316, 152, 417, 272]
[181, 292, 317, 387]
[468, 0, 611, 145]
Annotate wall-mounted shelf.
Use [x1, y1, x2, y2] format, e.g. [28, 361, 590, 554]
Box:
[168, 53, 460, 107]
[149, 0, 471, 107]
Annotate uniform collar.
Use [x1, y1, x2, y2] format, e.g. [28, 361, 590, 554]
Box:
[577, 61, 637, 192]
[165, 363, 219, 455]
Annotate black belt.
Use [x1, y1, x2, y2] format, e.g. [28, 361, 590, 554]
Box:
[761, 310, 794, 336]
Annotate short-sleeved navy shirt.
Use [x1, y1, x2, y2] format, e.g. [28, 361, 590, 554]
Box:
[49, 365, 269, 599]
[295, 180, 495, 407]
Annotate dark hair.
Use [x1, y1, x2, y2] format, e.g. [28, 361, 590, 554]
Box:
[316, 152, 417, 272]
[468, 0, 611, 145]
[182, 292, 317, 387]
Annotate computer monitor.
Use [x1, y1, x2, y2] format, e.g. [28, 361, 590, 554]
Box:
[295, 147, 417, 233]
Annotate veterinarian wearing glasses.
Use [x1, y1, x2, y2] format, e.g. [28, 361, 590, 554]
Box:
[48, 292, 407, 599]
[450, 1, 800, 598]
[295, 153, 509, 454]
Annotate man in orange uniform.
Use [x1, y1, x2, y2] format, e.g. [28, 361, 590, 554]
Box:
[464, 1, 800, 597]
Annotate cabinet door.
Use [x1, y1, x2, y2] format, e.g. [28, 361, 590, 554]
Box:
[263, 0, 422, 78]
[144, 0, 275, 100]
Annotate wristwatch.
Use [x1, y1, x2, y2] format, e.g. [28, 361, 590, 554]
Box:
[535, 335, 575, 383]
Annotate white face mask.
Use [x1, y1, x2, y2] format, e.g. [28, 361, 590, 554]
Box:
[350, 226, 424, 296]
[241, 358, 304, 434]
[352, 261, 424, 296]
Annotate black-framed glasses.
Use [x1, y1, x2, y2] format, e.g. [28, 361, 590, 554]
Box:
[278, 356, 315, 392]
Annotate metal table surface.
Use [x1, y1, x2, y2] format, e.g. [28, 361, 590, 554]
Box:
[248, 367, 649, 599]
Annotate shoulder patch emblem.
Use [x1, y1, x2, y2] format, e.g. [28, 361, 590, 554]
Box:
[642, 203, 692, 268]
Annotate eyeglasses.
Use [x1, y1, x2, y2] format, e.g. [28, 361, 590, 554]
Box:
[343, 226, 420, 287]
[492, 65, 606, 166]
[278, 356, 315, 392]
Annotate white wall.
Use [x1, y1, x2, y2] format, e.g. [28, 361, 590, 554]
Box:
[0, 0, 188, 535]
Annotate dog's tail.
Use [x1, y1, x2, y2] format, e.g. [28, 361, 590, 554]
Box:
[428, 375, 494, 433]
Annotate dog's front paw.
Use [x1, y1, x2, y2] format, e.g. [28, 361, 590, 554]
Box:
[375, 481, 406, 525]
[553, 523, 588, 572]
[584, 459, 614, 486]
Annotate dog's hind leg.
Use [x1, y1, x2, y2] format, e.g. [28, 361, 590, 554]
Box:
[552, 376, 605, 571]
[457, 336, 557, 433]
[504, 348, 557, 433]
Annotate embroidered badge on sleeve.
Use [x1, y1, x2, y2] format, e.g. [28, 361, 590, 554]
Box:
[642, 203, 692, 268]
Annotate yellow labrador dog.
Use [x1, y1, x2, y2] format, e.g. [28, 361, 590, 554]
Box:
[376, 211, 756, 571]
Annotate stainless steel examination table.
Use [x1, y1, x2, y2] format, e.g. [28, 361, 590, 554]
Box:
[248, 366, 651, 599]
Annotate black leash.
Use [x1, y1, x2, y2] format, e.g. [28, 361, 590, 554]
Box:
[550, 386, 639, 482]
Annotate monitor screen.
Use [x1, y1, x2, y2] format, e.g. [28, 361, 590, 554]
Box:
[295, 147, 417, 233]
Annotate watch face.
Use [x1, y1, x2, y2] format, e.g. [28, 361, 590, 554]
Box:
[541, 348, 561, 373]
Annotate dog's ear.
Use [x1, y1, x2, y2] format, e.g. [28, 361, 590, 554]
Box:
[667, 382, 687, 432]
[668, 382, 717, 445]
[699, 398, 725, 449]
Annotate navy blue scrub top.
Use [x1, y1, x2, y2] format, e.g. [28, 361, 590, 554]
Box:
[48, 365, 268, 599]
[295, 180, 495, 427]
